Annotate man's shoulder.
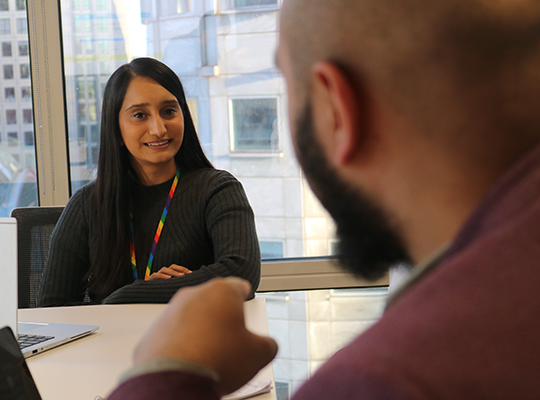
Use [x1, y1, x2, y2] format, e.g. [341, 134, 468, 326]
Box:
[292, 324, 424, 400]
[326, 212, 540, 399]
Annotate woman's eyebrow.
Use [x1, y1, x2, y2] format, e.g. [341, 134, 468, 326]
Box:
[124, 102, 149, 112]
[162, 99, 180, 106]
[124, 99, 179, 112]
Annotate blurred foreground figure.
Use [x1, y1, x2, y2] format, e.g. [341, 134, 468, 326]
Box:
[109, 0, 540, 398]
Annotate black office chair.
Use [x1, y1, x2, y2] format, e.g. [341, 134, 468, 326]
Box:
[10, 207, 64, 309]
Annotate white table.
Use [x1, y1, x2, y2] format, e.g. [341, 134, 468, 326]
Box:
[20, 297, 276, 400]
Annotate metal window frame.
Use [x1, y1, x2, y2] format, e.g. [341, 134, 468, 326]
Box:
[27, 0, 70, 207]
[259, 258, 389, 292]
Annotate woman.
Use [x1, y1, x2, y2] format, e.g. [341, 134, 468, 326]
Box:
[38, 58, 260, 306]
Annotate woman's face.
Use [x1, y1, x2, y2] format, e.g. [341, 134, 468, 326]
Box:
[118, 76, 184, 184]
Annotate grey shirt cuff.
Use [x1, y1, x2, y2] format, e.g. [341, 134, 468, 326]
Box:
[119, 359, 220, 384]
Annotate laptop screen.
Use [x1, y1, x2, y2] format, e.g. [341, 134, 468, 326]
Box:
[0, 217, 18, 334]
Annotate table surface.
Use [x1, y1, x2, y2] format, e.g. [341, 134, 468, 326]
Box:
[20, 297, 276, 400]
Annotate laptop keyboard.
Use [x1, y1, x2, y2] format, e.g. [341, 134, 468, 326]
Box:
[18, 333, 54, 349]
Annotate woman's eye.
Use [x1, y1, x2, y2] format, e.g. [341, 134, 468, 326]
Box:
[133, 112, 145, 119]
[164, 108, 177, 115]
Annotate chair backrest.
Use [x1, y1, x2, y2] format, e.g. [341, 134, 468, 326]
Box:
[10, 207, 64, 309]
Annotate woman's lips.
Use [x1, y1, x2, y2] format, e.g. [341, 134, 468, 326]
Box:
[145, 139, 171, 148]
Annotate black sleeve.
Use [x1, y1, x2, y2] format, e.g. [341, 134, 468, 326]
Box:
[37, 187, 91, 307]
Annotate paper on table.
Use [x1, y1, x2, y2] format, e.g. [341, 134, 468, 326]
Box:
[222, 380, 272, 400]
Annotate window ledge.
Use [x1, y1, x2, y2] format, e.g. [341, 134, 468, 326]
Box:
[218, 6, 279, 15]
[228, 151, 283, 158]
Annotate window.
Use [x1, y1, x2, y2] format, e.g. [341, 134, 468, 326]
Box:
[3, 64, 13, 79]
[0, 18, 10, 34]
[87, 81, 96, 99]
[78, 124, 87, 144]
[83, 15, 91, 32]
[99, 61, 110, 75]
[74, 15, 81, 33]
[8, 132, 18, 147]
[90, 124, 99, 142]
[77, 80, 85, 98]
[20, 63, 30, 78]
[158, 0, 191, 15]
[88, 103, 97, 121]
[95, 0, 107, 11]
[0, 0, 38, 216]
[24, 131, 34, 147]
[6, 110, 16, 124]
[23, 109, 32, 124]
[97, 39, 108, 54]
[260, 241, 284, 259]
[2, 41, 11, 56]
[235, 0, 277, 7]
[230, 98, 279, 152]
[4, 87, 15, 102]
[18, 40, 28, 56]
[77, 103, 86, 121]
[16, 18, 27, 34]
[21, 86, 31, 100]
[85, 39, 94, 54]
[96, 16, 107, 33]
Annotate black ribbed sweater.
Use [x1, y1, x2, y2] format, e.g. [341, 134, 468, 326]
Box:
[37, 168, 260, 306]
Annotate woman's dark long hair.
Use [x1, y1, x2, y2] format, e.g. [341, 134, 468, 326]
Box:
[87, 57, 213, 295]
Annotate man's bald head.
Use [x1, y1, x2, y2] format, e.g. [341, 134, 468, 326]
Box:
[280, 0, 540, 144]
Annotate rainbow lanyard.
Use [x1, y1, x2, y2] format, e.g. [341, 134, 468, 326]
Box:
[130, 167, 180, 281]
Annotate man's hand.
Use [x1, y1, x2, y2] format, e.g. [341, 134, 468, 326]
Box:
[146, 264, 192, 280]
[133, 277, 278, 394]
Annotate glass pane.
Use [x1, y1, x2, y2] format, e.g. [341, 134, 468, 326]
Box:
[60, 1, 335, 258]
[230, 98, 279, 152]
[0, 7, 38, 215]
[235, 0, 277, 8]
[261, 288, 388, 398]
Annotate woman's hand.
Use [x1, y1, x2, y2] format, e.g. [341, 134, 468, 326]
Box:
[146, 264, 192, 280]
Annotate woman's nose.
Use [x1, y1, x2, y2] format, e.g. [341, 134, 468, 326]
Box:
[148, 116, 166, 136]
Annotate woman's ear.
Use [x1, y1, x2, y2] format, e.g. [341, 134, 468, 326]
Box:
[311, 61, 362, 166]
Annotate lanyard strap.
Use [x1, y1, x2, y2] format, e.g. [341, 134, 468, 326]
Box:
[130, 167, 180, 281]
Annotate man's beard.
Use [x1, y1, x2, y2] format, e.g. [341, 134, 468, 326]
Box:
[294, 103, 411, 280]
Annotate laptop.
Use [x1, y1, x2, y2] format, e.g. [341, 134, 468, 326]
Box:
[0, 217, 99, 358]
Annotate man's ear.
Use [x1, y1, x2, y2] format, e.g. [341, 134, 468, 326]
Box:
[311, 61, 361, 166]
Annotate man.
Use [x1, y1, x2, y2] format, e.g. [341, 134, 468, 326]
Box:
[109, 0, 540, 398]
